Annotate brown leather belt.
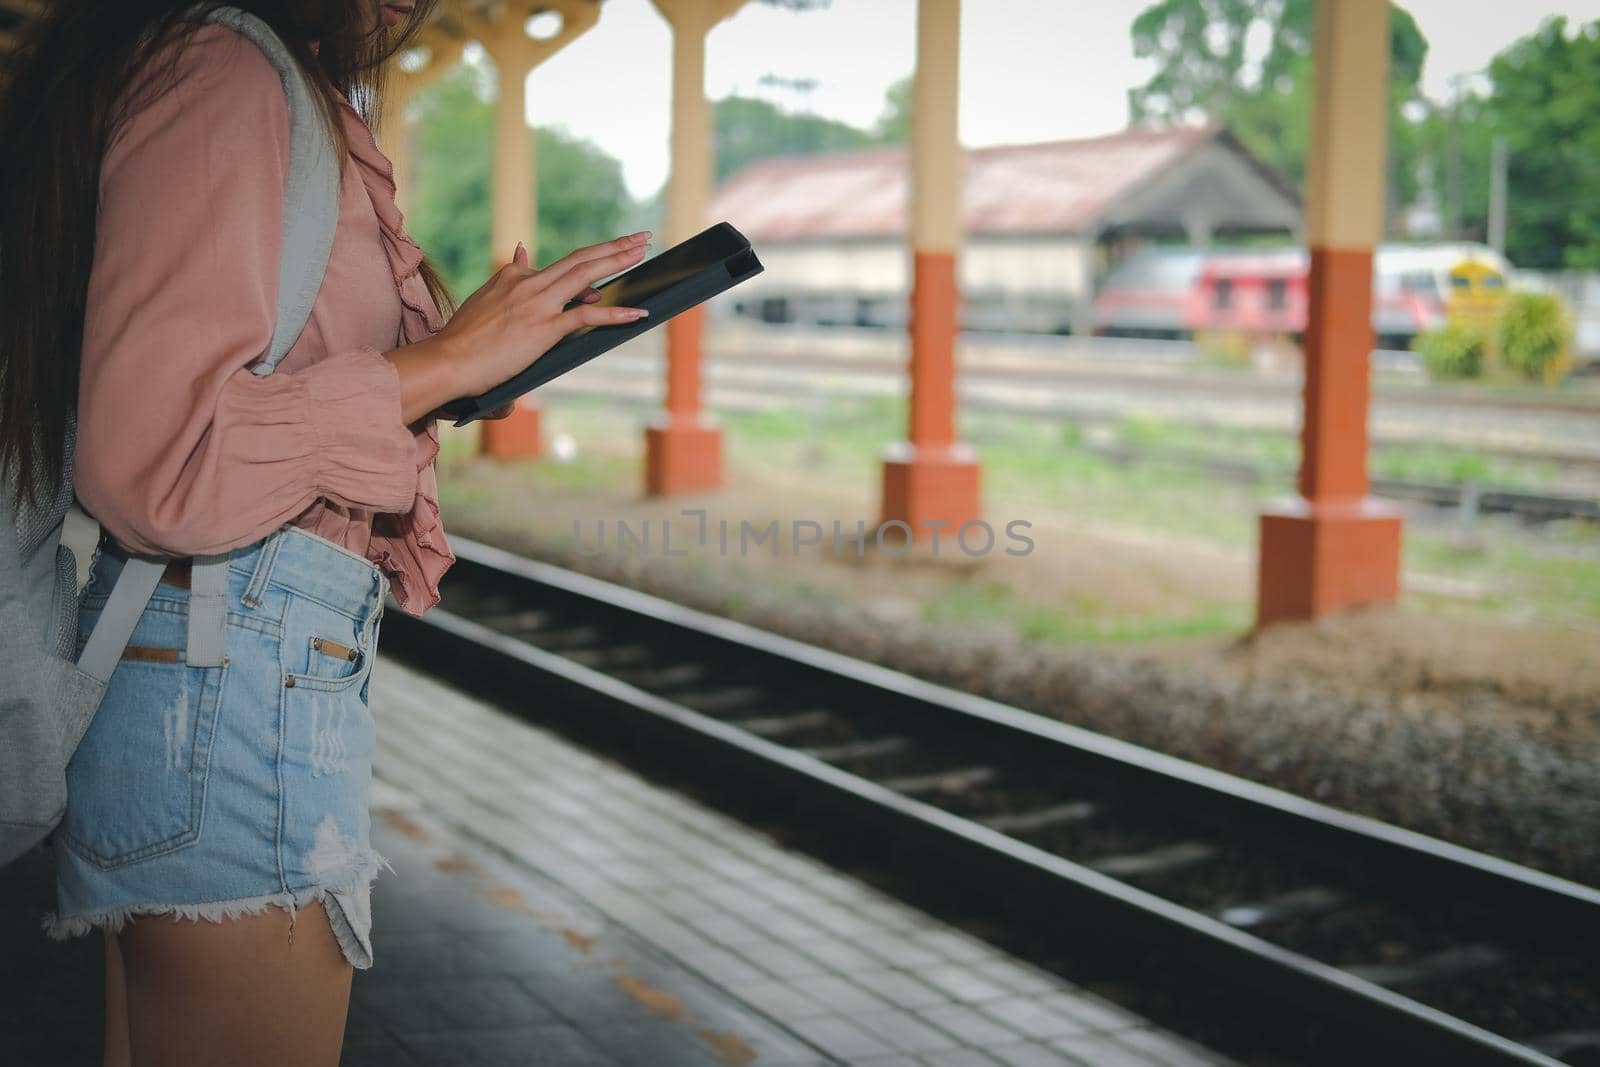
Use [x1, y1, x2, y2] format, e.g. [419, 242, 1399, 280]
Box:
[98, 535, 194, 589]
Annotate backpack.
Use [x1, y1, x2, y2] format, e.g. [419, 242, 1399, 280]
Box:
[0, 6, 342, 867]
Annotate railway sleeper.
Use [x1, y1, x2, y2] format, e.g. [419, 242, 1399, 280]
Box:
[1086, 841, 1218, 880]
[1342, 943, 1508, 990]
[524, 624, 607, 651]
[1214, 886, 1348, 930]
[612, 662, 709, 689]
[879, 765, 998, 798]
[666, 685, 775, 714]
[561, 643, 658, 669]
[978, 802, 1099, 835]
[729, 710, 836, 737]
[474, 608, 555, 633]
[1523, 1029, 1600, 1062]
[798, 736, 913, 762]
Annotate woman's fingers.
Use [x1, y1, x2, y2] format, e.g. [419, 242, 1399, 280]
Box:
[513, 241, 530, 268]
[534, 233, 649, 296]
[539, 231, 650, 279]
[542, 243, 648, 308]
[556, 303, 648, 333]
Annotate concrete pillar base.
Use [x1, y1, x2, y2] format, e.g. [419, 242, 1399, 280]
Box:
[645, 414, 723, 496]
[878, 442, 981, 537]
[1256, 498, 1403, 627]
[479, 398, 543, 460]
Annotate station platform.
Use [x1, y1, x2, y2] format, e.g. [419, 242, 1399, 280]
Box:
[2, 658, 1240, 1067]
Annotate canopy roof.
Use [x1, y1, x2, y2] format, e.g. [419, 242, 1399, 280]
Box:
[712, 125, 1303, 242]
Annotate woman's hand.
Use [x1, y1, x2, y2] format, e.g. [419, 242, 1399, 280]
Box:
[440, 231, 651, 399]
[383, 231, 652, 425]
[477, 241, 609, 421]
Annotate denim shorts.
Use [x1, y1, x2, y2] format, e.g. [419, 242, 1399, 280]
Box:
[39, 524, 395, 970]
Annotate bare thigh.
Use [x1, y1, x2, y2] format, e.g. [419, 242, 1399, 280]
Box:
[116, 899, 352, 1067]
[105, 930, 131, 1067]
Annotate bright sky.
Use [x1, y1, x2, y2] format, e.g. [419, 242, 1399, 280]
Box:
[517, 0, 1600, 201]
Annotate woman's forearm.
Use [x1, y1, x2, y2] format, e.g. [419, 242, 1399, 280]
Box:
[380, 336, 469, 426]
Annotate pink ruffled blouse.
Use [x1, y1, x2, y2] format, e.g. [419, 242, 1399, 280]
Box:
[74, 24, 453, 616]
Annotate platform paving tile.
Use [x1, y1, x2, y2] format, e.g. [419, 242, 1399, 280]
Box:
[964, 958, 1074, 997]
[845, 968, 955, 1012]
[735, 939, 838, 981]
[916, 1002, 1024, 1047]
[844, 1006, 965, 1055]
[916, 963, 1017, 1005]
[974, 996, 1095, 1042]
[668, 942, 774, 987]
[788, 930, 896, 972]
[734, 978, 835, 1020]
[1033, 990, 1148, 1034]
[368, 658, 1241, 1067]
[919, 1050, 1012, 1067]
[845, 928, 951, 970]
[786, 972, 899, 1016]
[1106, 1026, 1234, 1066]
[786, 1013, 901, 1060]
[1048, 1030, 1179, 1067]
[985, 1040, 1094, 1067]
[352, 787, 832, 1066]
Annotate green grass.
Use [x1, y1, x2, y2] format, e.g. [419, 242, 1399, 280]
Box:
[918, 578, 1247, 645]
[436, 396, 1600, 629]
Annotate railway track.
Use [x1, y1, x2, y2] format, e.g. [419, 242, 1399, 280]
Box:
[534, 378, 1600, 524]
[383, 537, 1600, 1066]
[1079, 443, 1600, 524]
[543, 343, 1600, 478]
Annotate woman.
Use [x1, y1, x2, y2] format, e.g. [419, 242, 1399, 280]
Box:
[0, 1, 649, 1063]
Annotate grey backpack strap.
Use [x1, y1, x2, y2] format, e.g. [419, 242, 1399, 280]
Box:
[185, 553, 233, 667]
[204, 6, 342, 375]
[76, 559, 166, 683]
[183, 6, 343, 666]
[78, 6, 341, 673]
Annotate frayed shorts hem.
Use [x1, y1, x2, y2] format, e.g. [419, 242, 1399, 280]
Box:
[37, 851, 396, 971]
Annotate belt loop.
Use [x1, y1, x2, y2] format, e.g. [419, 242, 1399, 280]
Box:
[241, 526, 288, 609]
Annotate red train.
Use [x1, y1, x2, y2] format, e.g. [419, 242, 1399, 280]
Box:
[1092, 243, 1512, 350]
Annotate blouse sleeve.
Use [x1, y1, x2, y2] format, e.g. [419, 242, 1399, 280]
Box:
[74, 24, 417, 559]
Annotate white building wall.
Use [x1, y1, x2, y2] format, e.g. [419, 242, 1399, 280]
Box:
[723, 235, 1095, 332]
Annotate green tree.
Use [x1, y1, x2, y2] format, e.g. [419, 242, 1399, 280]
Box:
[873, 74, 912, 144]
[713, 94, 876, 183]
[1127, 0, 1428, 214]
[409, 63, 632, 296]
[1484, 17, 1600, 268]
[1409, 17, 1600, 267]
[410, 65, 493, 297]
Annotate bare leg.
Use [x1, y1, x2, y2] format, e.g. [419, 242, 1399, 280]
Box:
[104, 930, 132, 1067]
[118, 898, 352, 1067]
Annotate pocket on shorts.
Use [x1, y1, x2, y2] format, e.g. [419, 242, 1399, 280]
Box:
[281, 604, 380, 786]
[283, 595, 372, 689]
[62, 642, 227, 870]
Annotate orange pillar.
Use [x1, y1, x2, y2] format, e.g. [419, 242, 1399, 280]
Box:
[468, 3, 600, 460]
[644, 0, 746, 495]
[878, 0, 980, 538]
[479, 28, 543, 460]
[1256, 0, 1402, 626]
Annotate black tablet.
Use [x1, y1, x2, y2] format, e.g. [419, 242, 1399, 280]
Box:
[440, 221, 764, 426]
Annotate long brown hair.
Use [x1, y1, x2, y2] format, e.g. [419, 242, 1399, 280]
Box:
[0, 0, 455, 507]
